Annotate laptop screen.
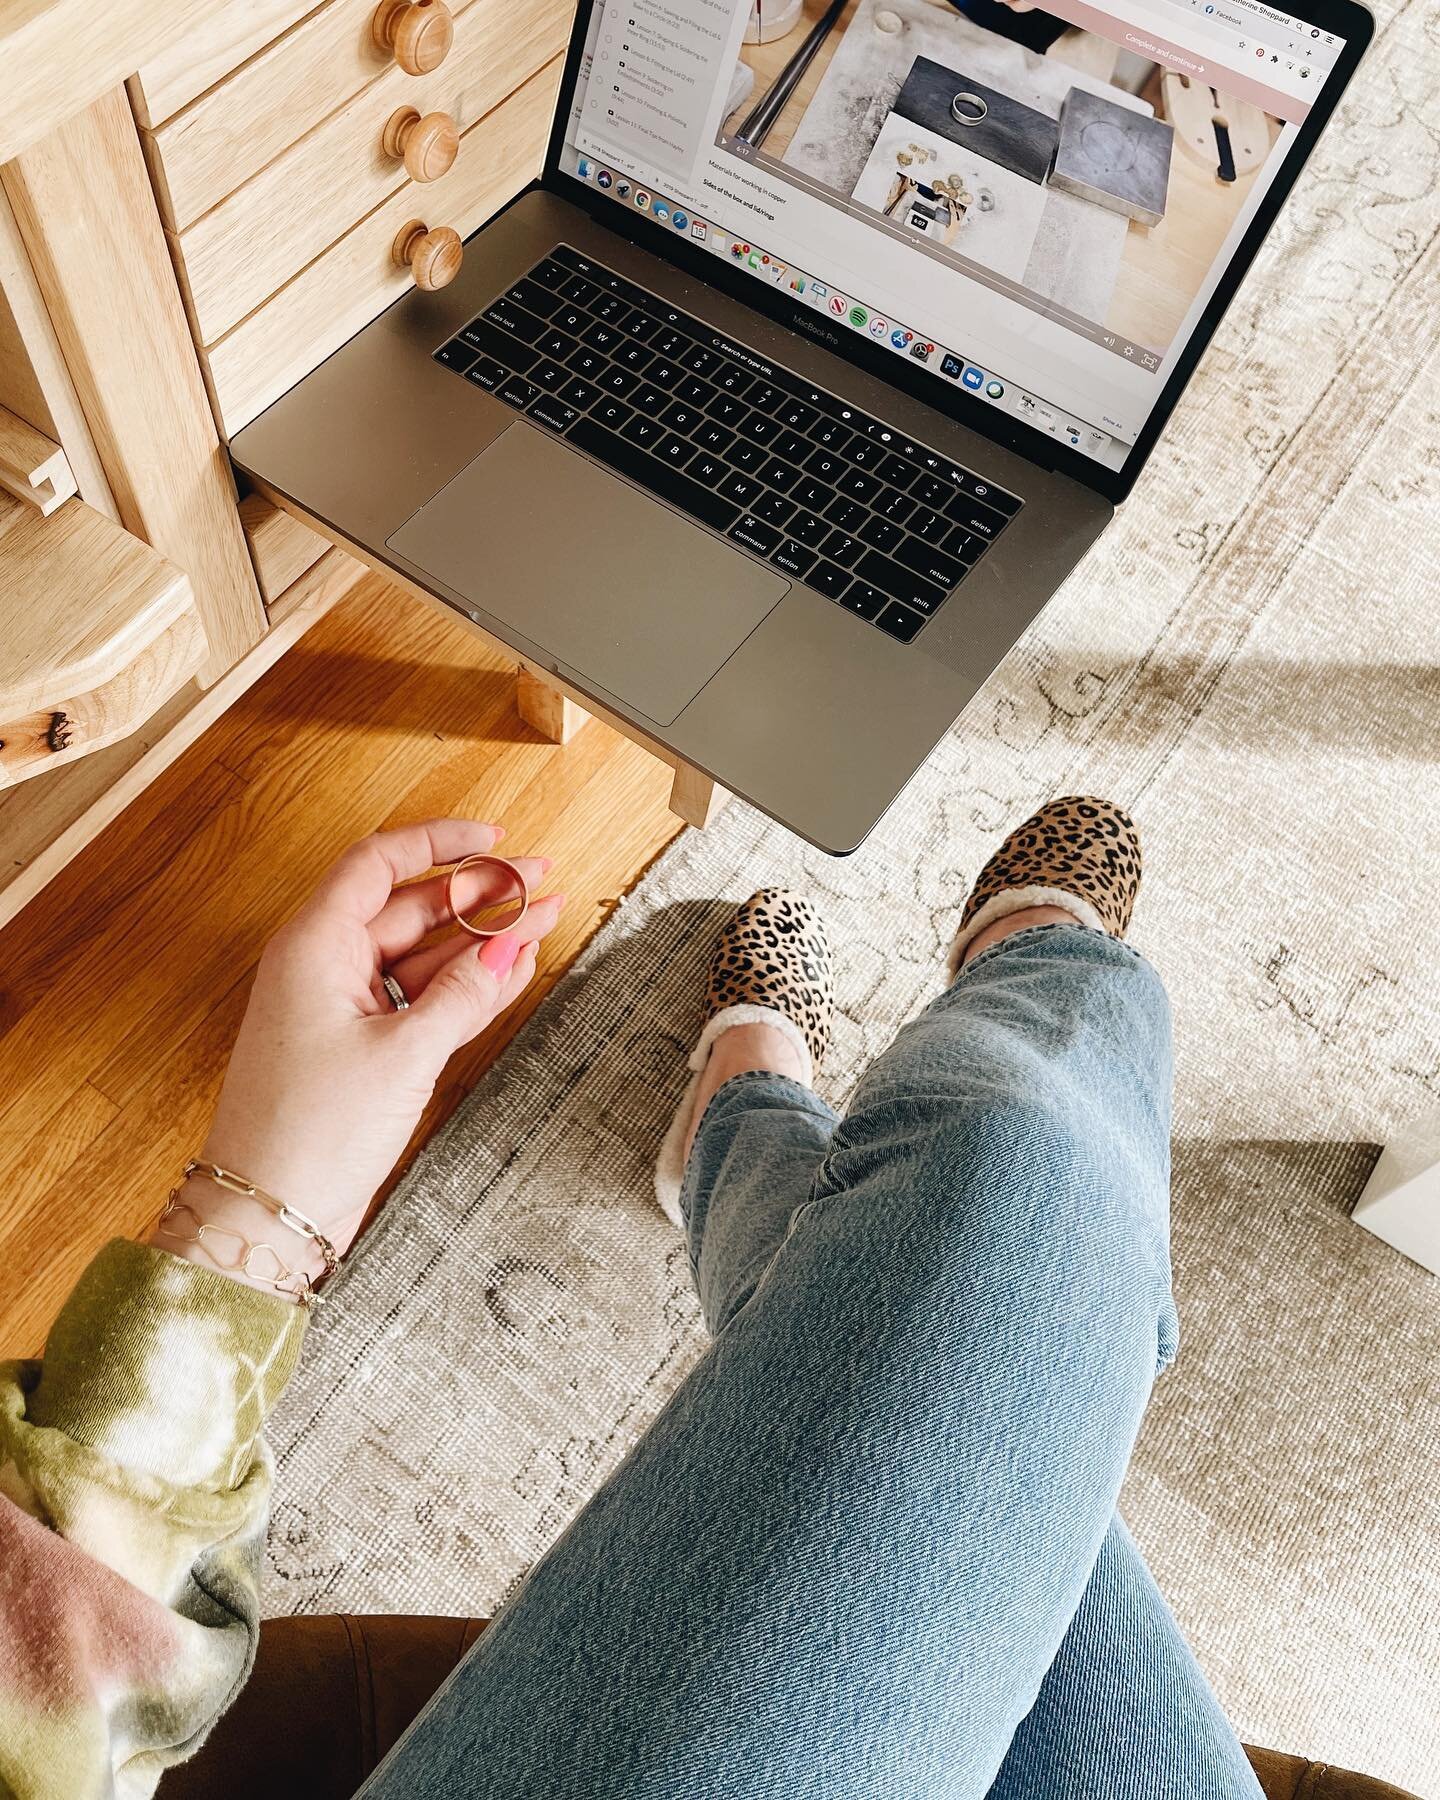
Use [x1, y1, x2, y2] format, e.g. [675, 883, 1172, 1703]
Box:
[556, 0, 1349, 474]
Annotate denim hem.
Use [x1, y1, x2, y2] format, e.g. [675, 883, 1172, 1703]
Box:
[957, 920, 1148, 981]
[680, 1068, 826, 1229]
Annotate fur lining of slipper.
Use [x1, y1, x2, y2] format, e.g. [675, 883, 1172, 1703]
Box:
[653, 1004, 815, 1228]
[947, 884, 1108, 981]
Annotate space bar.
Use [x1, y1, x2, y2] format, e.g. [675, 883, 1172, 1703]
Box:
[568, 418, 739, 533]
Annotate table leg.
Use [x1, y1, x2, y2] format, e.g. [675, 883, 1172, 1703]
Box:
[515, 668, 589, 744]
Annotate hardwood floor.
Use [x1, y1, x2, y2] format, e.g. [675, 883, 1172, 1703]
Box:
[0, 575, 684, 1356]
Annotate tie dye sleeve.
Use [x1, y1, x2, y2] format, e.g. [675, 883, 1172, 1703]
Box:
[0, 1238, 307, 1800]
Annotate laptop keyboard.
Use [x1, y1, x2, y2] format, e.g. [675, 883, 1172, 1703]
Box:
[431, 245, 1021, 645]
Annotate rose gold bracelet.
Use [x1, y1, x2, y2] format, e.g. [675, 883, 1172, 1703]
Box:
[154, 1159, 341, 1307]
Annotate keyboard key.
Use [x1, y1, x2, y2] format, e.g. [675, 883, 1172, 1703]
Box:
[647, 360, 685, 390]
[529, 359, 571, 391]
[947, 500, 1006, 541]
[771, 539, 816, 578]
[689, 453, 727, 487]
[677, 377, 716, 409]
[758, 459, 800, 493]
[582, 320, 622, 353]
[958, 473, 1021, 515]
[912, 473, 952, 509]
[822, 529, 865, 567]
[464, 356, 507, 391]
[497, 376, 540, 409]
[461, 320, 537, 372]
[710, 395, 748, 427]
[508, 279, 561, 317]
[655, 433, 694, 465]
[616, 342, 654, 373]
[683, 346, 718, 377]
[622, 312, 660, 341]
[860, 516, 905, 554]
[694, 421, 734, 455]
[807, 559, 854, 601]
[593, 294, 631, 325]
[772, 430, 810, 463]
[568, 346, 605, 379]
[776, 399, 817, 432]
[874, 488, 916, 525]
[531, 257, 570, 290]
[878, 454, 916, 490]
[719, 472, 760, 508]
[825, 495, 867, 531]
[834, 581, 885, 621]
[810, 418, 853, 452]
[484, 302, 545, 343]
[601, 366, 640, 397]
[713, 365, 753, 397]
[793, 477, 834, 513]
[621, 413, 664, 449]
[527, 396, 579, 432]
[748, 382, 786, 413]
[945, 527, 983, 562]
[653, 328, 689, 358]
[558, 376, 599, 410]
[897, 537, 965, 588]
[788, 510, 830, 548]
[661, 401, 704, 435]
[592, 397, 631, 432]
[568, 418, 741, 534]
[538, 327, 574, 359]
[839, 469, 880, 503]
[911, 508, 950, 545]
[740, 413, 781, 445]
[435, 338, 477, 371]
[844, 438, 885, 469]
[858, 549, 951, 613]
[875, 601, 926, 643]
[559, 273, 599, 306]
[728, 440, 767, 473]
[804, 447, 846, 483]
[728, 514, 782, 556]
[753, 492, 795, 527]
[552, 305, 587, 335]
[630, 385, 669, 416]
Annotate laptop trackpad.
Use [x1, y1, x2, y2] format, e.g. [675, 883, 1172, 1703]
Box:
[385, 424, 790, 726]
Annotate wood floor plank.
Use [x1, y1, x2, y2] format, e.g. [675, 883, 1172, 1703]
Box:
[0, 577, 683, 1355]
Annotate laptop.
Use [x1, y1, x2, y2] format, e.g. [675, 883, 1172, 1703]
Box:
[230, 0, 1370, 854]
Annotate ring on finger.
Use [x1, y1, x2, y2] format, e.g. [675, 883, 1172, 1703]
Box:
[380, 971, 410, 1011]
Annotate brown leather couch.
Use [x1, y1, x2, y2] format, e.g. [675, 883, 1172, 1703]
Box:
[166, 1614, 1420, 1798]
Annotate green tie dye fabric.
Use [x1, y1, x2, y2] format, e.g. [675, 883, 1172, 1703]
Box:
[0, 1240, 306, 1799]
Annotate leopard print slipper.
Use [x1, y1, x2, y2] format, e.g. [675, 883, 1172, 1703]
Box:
[946, 796, 1142, 979]
[654, 889, 833, 1226]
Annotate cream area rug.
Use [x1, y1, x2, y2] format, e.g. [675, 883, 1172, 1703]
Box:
[265, 0, 1440, 1787]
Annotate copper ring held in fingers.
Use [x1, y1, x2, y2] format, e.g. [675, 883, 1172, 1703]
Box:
[446, 853, 531, 938]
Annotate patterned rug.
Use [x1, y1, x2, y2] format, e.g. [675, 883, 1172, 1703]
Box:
[266, 2, 1440, 1788]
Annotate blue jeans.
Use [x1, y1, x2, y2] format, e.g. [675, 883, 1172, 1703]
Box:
[364, 925, 1262, 1798]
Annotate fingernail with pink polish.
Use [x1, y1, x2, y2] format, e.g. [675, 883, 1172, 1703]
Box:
[480, 933, 521, 980]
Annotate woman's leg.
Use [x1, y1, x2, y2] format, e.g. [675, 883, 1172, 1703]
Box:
[990, 1516, 1263, 1798]
[363, 922, 1204, 1800]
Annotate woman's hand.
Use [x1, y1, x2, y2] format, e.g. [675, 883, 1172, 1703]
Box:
[153, 820, 564, 1287]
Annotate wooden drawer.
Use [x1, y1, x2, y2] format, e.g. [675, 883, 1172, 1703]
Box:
[171, 0, 571, 346]
[205, 54, 563, 435]
[0, 492, 205, 786]
[139, 0, 488, 232]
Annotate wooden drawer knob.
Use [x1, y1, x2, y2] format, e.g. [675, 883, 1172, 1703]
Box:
[382, 106, 459, 181]
[392, 219, 463, 290]
[372, 0, 453, 75]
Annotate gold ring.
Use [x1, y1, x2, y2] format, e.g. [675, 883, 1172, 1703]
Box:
[445, 853, 531, 938]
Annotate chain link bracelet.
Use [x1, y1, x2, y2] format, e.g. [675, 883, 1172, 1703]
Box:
[154, 1159, 340, 1308]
